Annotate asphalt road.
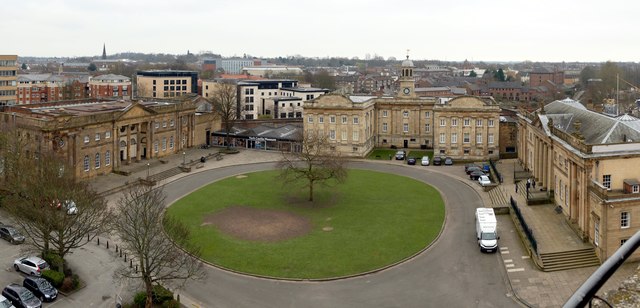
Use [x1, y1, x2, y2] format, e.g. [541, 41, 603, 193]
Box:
[161, 161, 520, 308]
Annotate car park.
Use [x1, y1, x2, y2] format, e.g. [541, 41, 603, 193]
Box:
[395, 150, 406, 160]
[433, 156, 442, 166]
[0, 226, 25, 244]
[469, 170, 485, 180]
[444, 157, 453, 166]
[478, 175, 491, 186]
[0, 295, 13, 308]
[465, 163, 480, 173]
[420, 156, 430, 166]
[1, 284, 41, 308]
[13, 257, 49, 277]
[22, 276, 57, 302]
[407, 157, 416, 165]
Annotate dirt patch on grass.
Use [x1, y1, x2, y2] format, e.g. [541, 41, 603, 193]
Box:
[204, 206, 312, 242]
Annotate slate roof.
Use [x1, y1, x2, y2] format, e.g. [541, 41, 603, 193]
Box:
[215, 124, 303, 141]
[540, 98, 640, 144]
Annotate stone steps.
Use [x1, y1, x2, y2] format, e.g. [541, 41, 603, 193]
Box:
[540, 248, 600, 272]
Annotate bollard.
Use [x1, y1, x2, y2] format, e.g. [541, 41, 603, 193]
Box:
[87, 234, 90, 242]
[120, 249, 122, 258]
[124, 253, 127, 262]
[129, 259, 132, 268]
[135, 264, 138, 273]
[116, 245, 118, 253]
[107, 241, 109, 249]
[97, 238, 100, 245]
[177, 294, 180, 303]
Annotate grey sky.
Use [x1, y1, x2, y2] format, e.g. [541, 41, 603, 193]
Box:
[3, 0, 639, 62]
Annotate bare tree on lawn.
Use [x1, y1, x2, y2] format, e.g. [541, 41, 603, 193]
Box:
[112, 186, 204, 308]
[0, 130, 112, 269]
[277, 131, 347, 202]
[209, 82, 237, 149]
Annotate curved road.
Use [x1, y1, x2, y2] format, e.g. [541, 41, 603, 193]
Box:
[162, 161, 519, 308]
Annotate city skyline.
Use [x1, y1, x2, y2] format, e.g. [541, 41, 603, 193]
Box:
[3, 0, 640, 62]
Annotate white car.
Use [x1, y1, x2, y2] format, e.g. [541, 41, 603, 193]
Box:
[0, 294, 14, 308]
[13, 256, 49, 276]
[478, 175, 491, 186]
[63, 200, 78, 215]
[420, 156, 430, 166]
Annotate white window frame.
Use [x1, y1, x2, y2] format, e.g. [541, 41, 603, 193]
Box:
[440, 118, 446, 126]
[451, 133, 457, 144]
[353, 130, 359, 141]
[463, 132, 470, 143]
[451, 118, 458, 126]
[162, 137, 167, 151]
[105, 150, 111, 166]
[95, 133, 100, 141]
[353, 117, 359, 124]
[83, 155, 90, 171]
[341, 116, 347, 124]
[403, 111, 409, 118]
[403, 123, 409, 133]
[319, 116, 324, 123]
[329, 130, 336, 140]
[594, 220, 600, 246]
[308, 116, 313, 123]
[154, 140, 159, 153]
[464, 118, 470, 126]
[341, 130, 347, 140]
[105, 131, 111, 139]
[95, 153, 101, 169]
[170, 119, 175, 127]
[476, 133, 482, 144]
[439, 133, 446, 144]
[424, 111, 430, 118]
[382, 110, 388, 117]
[330, 116, 336, 124]
[634, 185, 639, 193]
[476, 119, 483, 127]
[424, 123, 430, 133]
[84, 136, 90, 144]
[488, 133, 494, 144]
[169, 136, 174, 149]
[603, 175, 611, 189]
[621, 211, 630, 228]
[488, 119, 495, 127]
[382, 123, 388, 132]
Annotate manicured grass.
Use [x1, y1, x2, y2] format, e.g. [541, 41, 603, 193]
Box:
[406, 150, 433, 159]
[366, 148, 398, 160]
[166, 169, 445, 279]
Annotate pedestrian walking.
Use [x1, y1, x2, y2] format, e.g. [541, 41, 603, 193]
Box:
[532, 179, 536, 189]
[515, 183, 518, 193]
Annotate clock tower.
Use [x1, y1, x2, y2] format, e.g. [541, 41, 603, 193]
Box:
[398, 55, 416, 98]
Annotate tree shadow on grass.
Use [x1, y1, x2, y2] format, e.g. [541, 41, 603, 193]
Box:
[282, 190, 341, 209]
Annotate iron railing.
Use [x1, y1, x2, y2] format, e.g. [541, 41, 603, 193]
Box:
[510, 196, 538, 254]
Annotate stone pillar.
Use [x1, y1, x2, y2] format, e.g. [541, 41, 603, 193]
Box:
[126, 125, 131, 163]
[136, 124, 141, 161]
[148, 121, 153, 159]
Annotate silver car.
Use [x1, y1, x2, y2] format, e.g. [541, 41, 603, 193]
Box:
[14, 257, 49, 276]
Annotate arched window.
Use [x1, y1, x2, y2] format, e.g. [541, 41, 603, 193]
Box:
[83, 155, 90, 171]
[95, 153, 101, 169]
[105, 151, 111, 166]
[169, 136, 174, 149]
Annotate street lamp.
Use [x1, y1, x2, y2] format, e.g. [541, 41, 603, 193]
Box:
[146, 163, 150, 179]
[182, 151, 186, 166]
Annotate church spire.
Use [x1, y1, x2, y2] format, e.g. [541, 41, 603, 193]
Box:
[102, 43, 107, 60]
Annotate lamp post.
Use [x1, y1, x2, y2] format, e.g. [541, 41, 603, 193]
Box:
[146, 163, 150, 179]
[182, 151, 186, 166]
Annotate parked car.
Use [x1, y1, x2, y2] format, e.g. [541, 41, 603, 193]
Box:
[13, 257, 49, 277]
[478, 175, 491, 186]
[0, 295, 14, 308]
[433, 156, 442, 166]
[0, 226, 25, 244]
[465, 166, 483, 175]
[1, 284, 41, 308]
[444, 157, 453, 166]
[22, 276, 57, 302]
[469, 170, 485, 180]
[464, 163, 480, 173]
[52, 200, 77, 215]
[420, 156, 430, 166]
[395, 150, 406, 160]
[407, 157, 416, 165]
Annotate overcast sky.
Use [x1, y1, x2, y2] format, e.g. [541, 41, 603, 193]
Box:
[3, 0, 639, 62]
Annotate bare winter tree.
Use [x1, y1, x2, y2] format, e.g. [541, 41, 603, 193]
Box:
[112, 186, 204, 308]
[209, 82, 237, 149]
[0, 129, 112, 268]
[277, 130, 347, 202]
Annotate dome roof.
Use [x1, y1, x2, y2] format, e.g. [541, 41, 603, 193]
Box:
[402, 58, 414, 67]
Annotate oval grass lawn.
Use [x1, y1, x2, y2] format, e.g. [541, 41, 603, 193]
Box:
[165, 169, 445, 279]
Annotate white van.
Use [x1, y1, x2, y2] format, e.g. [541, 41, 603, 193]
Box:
[475, 208, 499, 253]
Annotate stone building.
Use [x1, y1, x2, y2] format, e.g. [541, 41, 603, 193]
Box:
[303, 57, 501, 161]
[0, 95, 216, 180]
[518, 98, 640, 261]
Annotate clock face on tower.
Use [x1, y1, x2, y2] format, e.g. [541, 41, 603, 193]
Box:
[403, 87, 410, 95]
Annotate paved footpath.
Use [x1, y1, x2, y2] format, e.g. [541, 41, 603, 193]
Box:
[91, 150, 639, 308]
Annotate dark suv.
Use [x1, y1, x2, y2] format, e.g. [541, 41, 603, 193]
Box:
[0, 225, 25, 244]
[1, 283, 41, 308]
[23, 276, 57, 302]
[433, 156, 442, 166]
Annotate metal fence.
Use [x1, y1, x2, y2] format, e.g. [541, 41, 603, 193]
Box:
[510, 196, 537, 254]
[489, 159, 503, 183]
